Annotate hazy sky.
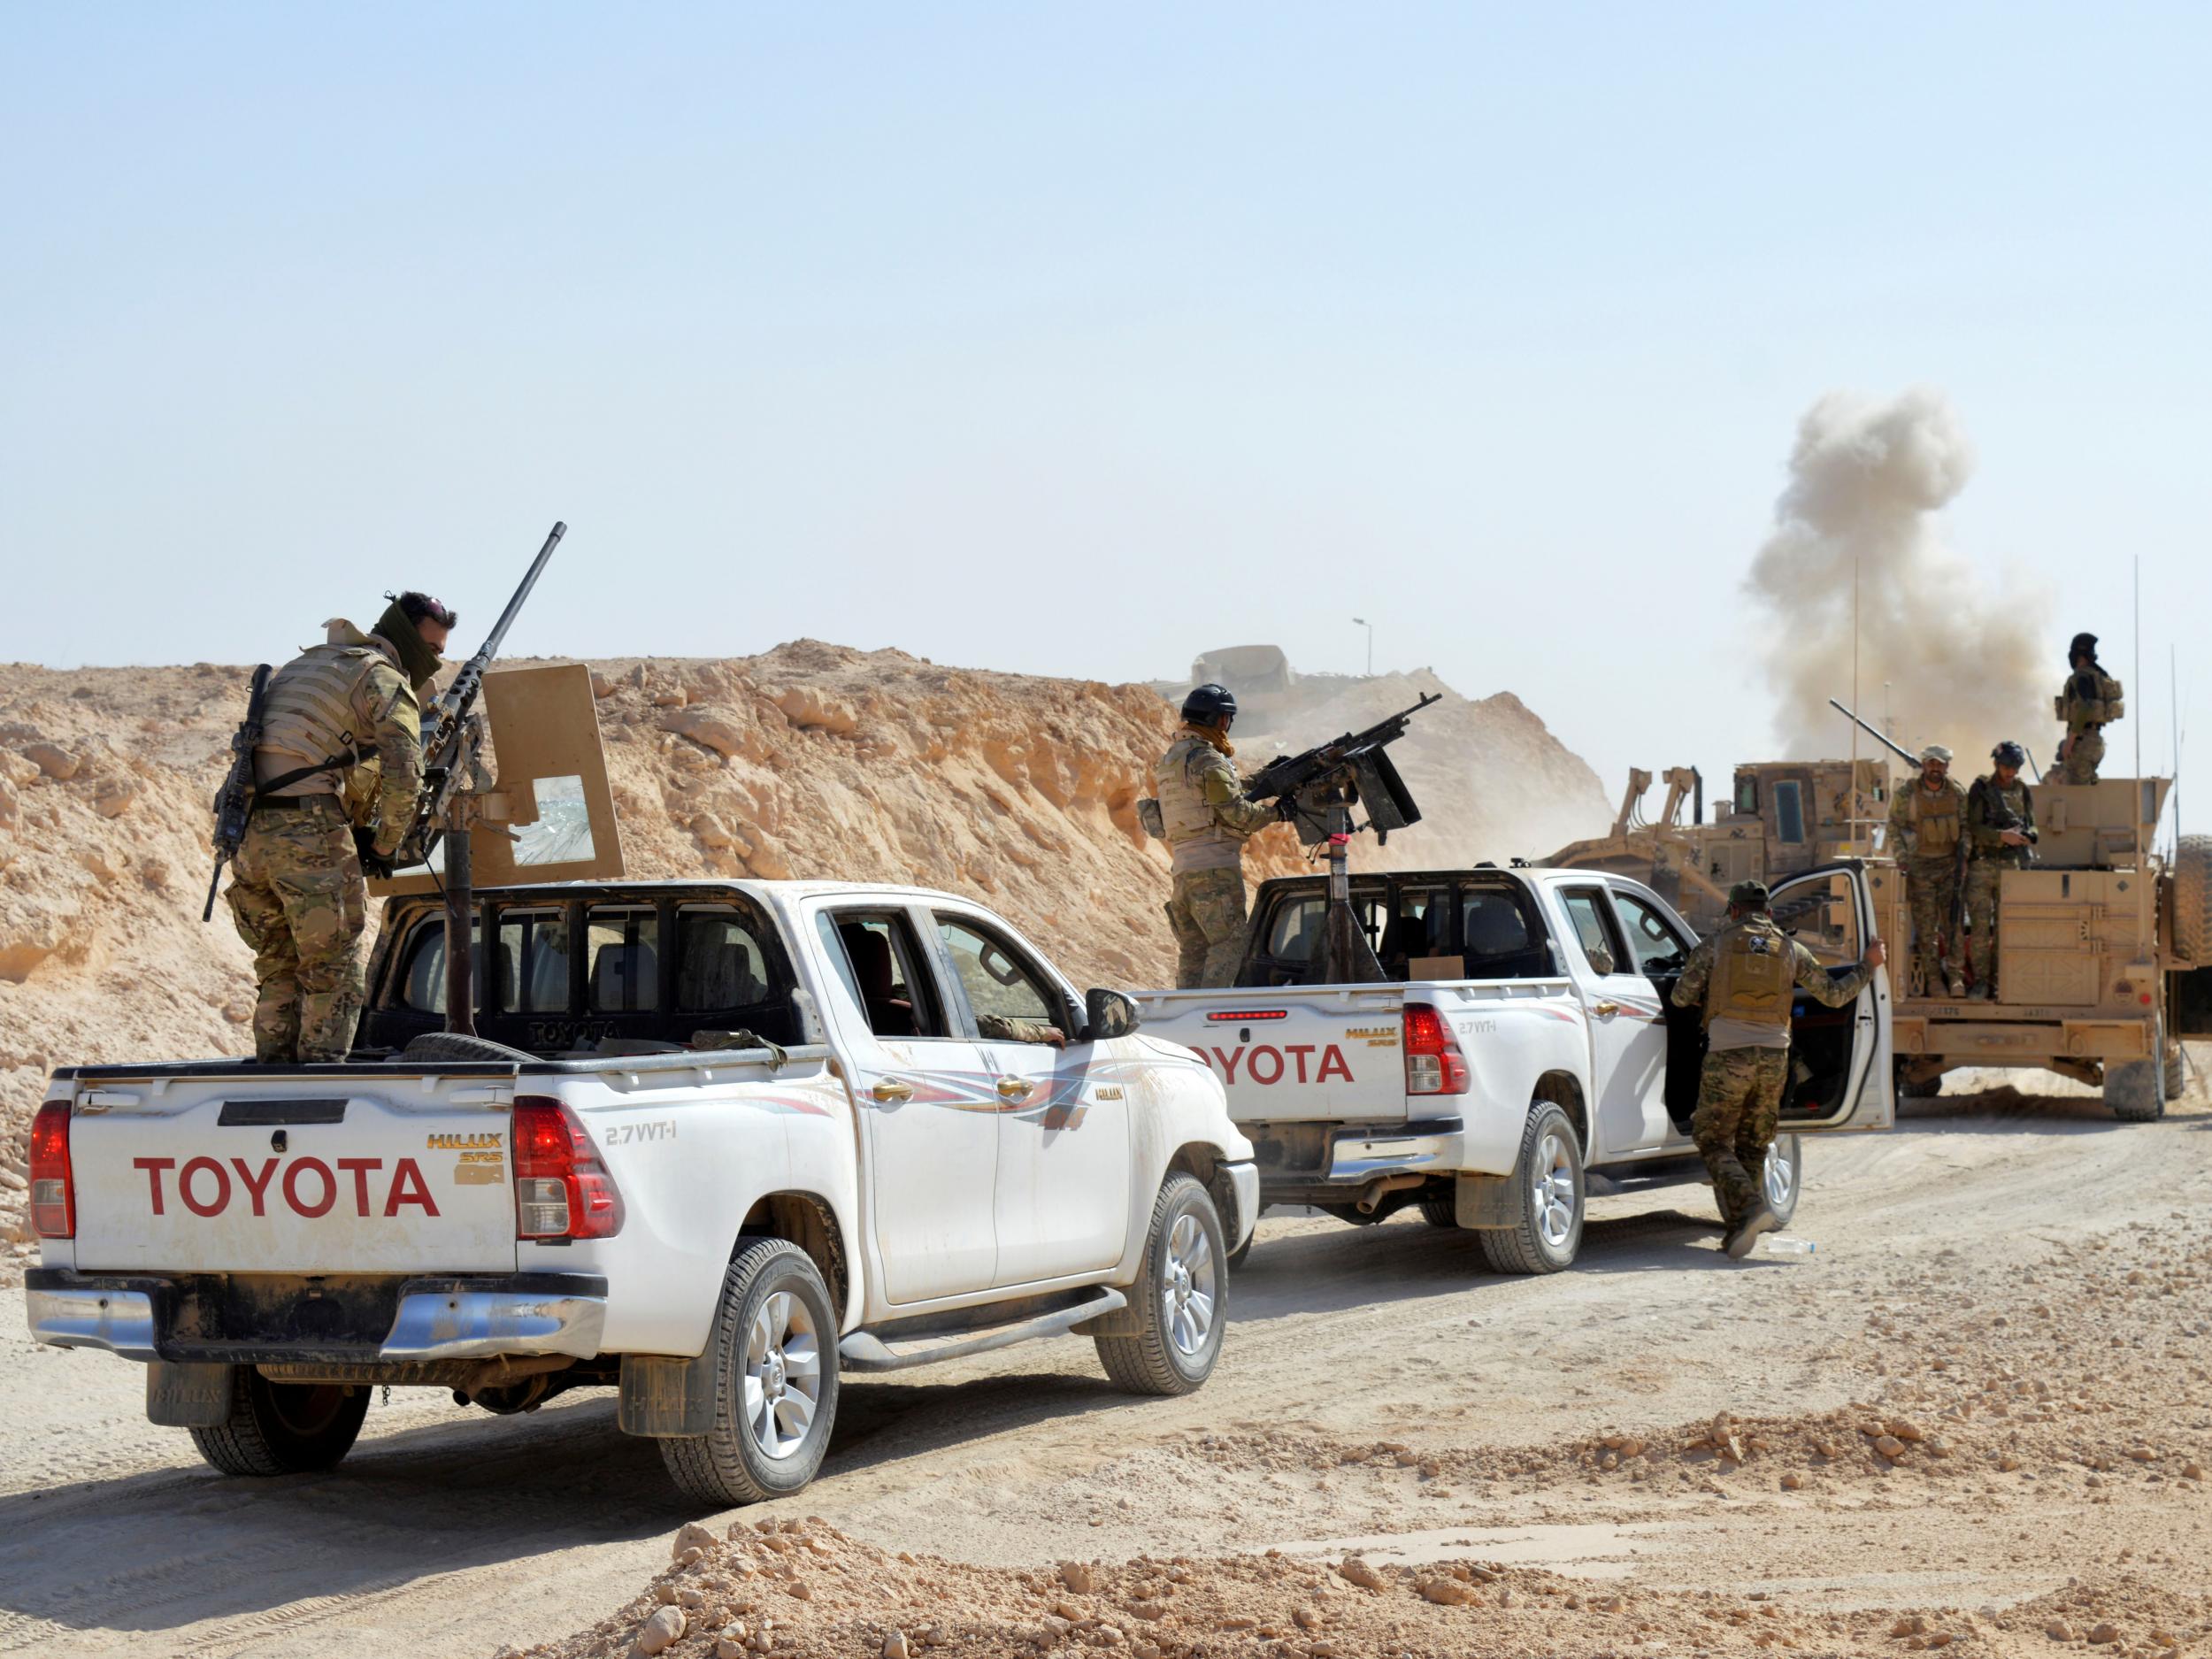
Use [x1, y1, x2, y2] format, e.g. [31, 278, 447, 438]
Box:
[4, 4, 2205, 827]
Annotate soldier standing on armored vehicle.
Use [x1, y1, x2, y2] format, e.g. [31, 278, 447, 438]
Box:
[2054, 631, 2124, 784]
[1671, 880, 1885, 1258]
[1148, 684, 1285, 988]
[1962, 740, 2038, 999]
[1886, 743, 1969, 998]
[225, 593, 452, 1062]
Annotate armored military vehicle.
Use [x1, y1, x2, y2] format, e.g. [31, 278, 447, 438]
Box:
[1552, 763, 2212, 1121]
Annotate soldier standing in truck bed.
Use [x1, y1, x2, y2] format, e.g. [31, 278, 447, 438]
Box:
[1886, 743, 1969, 998]
[1671, 880, 1885, 1258]
[1147, 684, 1286, 988]
[2054, 632, 2125, 784]
[1962, 740, 2038, 1000]
[227, 594, 451, 1063]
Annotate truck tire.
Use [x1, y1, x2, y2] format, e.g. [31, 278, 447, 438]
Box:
[399, 1032, 535, 1063]
[2165, 1045, 2188, 1101]
[1896, 1061, 1943, 1100]
[660, 1239, 841, 1507]
[1418, 1192, 1459, 1228]
[1095, 1174, 1226, 1396]
[189, 1369, 370, 1477]
[2105, 1014, 2167, 1124]
[1762, 1133, 1802, 1229]
[2174, 835, 2212, 964]
[1478, 1102, 1585, 1275]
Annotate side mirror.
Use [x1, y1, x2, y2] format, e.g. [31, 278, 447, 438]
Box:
[1586, 947, 1616, 977]
[1084, 987, 1141, 1041]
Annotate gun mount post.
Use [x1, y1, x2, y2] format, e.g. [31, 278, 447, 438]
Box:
[443, 796, 476, 1036]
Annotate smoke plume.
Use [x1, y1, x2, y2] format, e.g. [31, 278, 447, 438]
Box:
[1747, 387, 2052, 772]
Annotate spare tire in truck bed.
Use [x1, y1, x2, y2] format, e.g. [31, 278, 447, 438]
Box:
[399, 1032, 536, 1063]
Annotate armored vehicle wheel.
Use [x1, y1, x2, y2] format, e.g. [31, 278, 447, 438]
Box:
[1762, 1134, 1802, 1229]
[2175, 835, 2212, 964]
[1095, 1174, 1225, 1396]
[661, 1239, 841, 1506]
[399, 1032, 536, 1064]
[190, 1369, 370, 1477]
[1478, 1102, 1584, 1275]
[1418, 1191, 1459, 1228]
[2106, 1013, 2168, 1123]
[1897, 1062, 1944, 1100]
[2163, 1046, 2187, 1102]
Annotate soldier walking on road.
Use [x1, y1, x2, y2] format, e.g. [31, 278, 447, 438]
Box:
[1671, 880, 1885, 1258]
[1149, 684, 1286, 989]
[226, 593, 453, 1063]
[1962, 741, 2038, 1000]
[1886, 744, 1968, 998]
[2054, 632, 2124, 784]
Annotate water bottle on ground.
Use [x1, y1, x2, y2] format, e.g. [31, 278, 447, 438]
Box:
[1762, 1236, 1816, 1256]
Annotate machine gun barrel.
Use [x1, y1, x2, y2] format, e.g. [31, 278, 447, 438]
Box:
[396, 521, 565, 864]
[1243, 692, 1442, 805]
[1827, 697, 1919, 766]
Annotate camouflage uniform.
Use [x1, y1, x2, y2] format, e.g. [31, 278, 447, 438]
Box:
[1886, 775, 1968, 997]
[227, 622, 423, 1063]
[1153, 726, 1275, 988]
[976, 1012, 1064, 1046]
[1671, 911, 1875, 1232]
[2054, 664, 2123, 785]
[1962, 774, 2037, 998]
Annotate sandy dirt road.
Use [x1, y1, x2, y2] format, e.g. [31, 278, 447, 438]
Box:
[4, 1064, 2208, 1657]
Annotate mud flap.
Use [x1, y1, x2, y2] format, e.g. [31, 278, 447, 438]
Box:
[146, 1361, 235, 1428]
[1452, 1173, 1517, 1231]
[618, 1352, 717, 1438]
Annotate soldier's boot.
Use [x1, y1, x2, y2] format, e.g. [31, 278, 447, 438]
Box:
[1725, 1202, 1781, 1259]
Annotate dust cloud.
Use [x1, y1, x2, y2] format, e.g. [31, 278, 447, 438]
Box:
[1747, 387, 2053, 772]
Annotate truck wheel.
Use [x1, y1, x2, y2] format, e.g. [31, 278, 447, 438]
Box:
[2174, 834, 2212, 964]
[1762, 1133, 1802, 1229]
[1418, 1192, 1459, 1228]
[399, 1032, 535, 1063]
[661, 1239, 841, 1507]
[190, 1370, 370, 1477]
[2106, 1014, 2167, 1123]
[2164, 1046, 2187, 1101]
[1095, 1174, 1225, 1396]
[1478, 1102, 1584, 1275]
[1896, 1060, 1943, 1100]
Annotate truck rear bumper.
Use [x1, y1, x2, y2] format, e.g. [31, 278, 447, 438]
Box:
[25, 1269, 609, 1364]
[1242, 1117, 1475, 1204]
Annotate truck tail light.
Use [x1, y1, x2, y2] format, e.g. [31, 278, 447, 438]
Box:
[29, 1100, 73, 1240]
[511, 1096, 625, 1240]
[1403, 1004, 1470, 1096]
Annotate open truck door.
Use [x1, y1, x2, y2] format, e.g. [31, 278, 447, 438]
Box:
[1770, 862, 1895, 1133]
[369, 661, 624, 899]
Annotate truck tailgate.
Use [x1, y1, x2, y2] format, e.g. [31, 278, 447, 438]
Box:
[65, 1067, 520, 1273]
[1135, 986, 1410, 1124]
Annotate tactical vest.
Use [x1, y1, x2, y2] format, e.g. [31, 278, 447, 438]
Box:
[1154, 733, 1247, 874]
[1904, 781, 1963, 856]
[2056, 667, 2124, 733]
[1704, 917, 1795, 1034]
[256, 641, 388, 800]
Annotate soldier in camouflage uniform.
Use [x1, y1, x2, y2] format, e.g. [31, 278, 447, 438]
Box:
[1145, 684, 1286, 988]
[1962, 740, 2038, 1000]
[227, 593, 453, 1063]
[1671, 880, 1885, 1258]
[2054, 631, 2124, 784]
[1885, 744, 1968, 998]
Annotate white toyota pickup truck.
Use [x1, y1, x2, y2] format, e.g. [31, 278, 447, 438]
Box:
[1136, 862, 1893, 1272]
[26, 879, 1256, 1505]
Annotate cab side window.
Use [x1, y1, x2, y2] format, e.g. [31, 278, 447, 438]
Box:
[816, 912, 949, 1040]
[934, 914, 1057, 1032]
[1558, 887, 1629, 976]
[1611, 890, 1691, 975]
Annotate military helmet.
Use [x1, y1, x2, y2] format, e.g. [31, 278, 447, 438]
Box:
[1918, 744, 1954, 765]
[1991, 740, 2028, 767]
[1728, 879, 1770, 910]
[1181, 683, 1238, 726]
[2069, 631, 2099, 664]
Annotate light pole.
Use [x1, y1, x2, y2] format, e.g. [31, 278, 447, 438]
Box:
[1352, 617, 1372, 677]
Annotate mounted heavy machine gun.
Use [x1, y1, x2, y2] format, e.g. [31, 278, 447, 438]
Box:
[1240, 693, 1440, 983]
